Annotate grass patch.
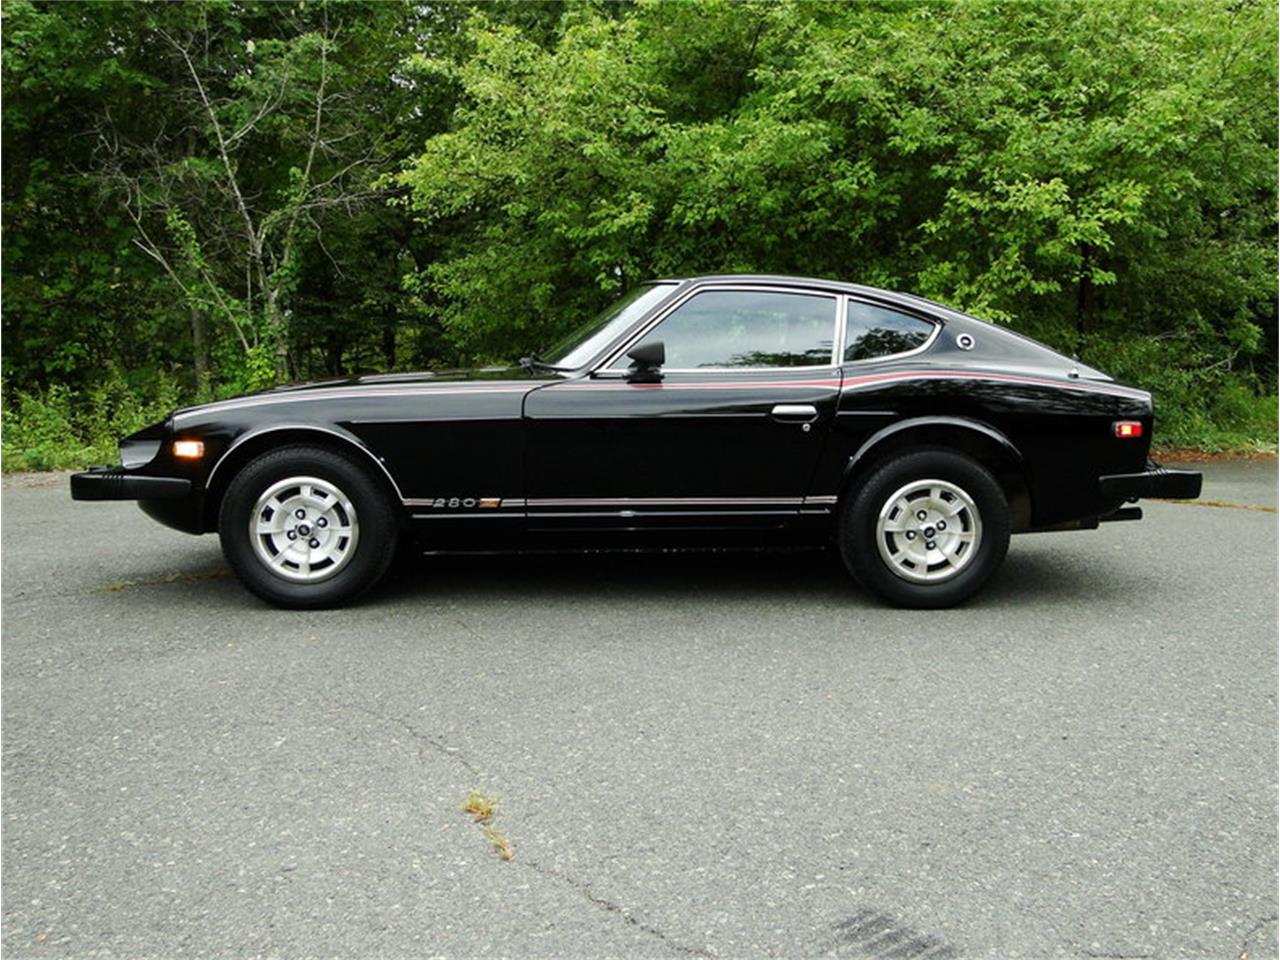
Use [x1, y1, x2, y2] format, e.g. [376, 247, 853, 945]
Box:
[104, 569, 230, 592]
[1152, 498, 1277, 513]
[1153, 445, 1278, 462]
[482, 823, 515, 861]
[461, 790, 496, 822]
[461, 790, 514, 860]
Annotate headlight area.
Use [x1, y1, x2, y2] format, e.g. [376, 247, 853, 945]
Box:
[73, 417, 197, 509]
[118, 421, 169, 468]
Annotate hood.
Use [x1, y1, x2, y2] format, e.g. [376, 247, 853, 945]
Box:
[171, 365, 560, 421]
[260, 365, 553, 394]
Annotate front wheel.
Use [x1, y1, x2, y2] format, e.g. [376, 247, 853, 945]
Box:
[840, 449, 1010, 609]
[219, 444, 398, 609]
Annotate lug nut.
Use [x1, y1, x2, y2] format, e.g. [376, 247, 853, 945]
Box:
[926, 540, 936, 550]
[286, 530, 297, 541]
[937, 520, 947, 531]
[316, 517, 328, 528]
[905, 530, 917, 540]
[916, 510, 928, 521]
[295, 508, 306, 519]
[309, 538, 320, 549]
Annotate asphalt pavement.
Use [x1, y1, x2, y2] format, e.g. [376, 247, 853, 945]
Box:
[2, 460, 1276, 959]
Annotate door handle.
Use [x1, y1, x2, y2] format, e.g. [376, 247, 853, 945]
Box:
[770, 403, 819, 422]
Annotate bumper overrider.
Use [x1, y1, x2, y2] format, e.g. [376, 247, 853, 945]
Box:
[1099, 460, 1203, 501]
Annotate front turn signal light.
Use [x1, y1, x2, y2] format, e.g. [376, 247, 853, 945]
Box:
[173, 439, 205, 459]
[1113, 421, 1143, 439]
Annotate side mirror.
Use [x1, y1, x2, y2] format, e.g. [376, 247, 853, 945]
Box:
[625, 340, 665, 382]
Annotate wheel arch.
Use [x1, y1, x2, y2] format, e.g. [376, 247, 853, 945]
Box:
[201, 424, 405, 533]
[838, 416, 1032, 532]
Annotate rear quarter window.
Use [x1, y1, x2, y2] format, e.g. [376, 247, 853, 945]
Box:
[845, 301, 936, 362]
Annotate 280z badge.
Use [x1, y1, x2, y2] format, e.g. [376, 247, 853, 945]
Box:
[428, 497, 502, 509]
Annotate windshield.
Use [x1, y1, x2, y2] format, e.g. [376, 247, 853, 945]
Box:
[541, 283, 677, 369]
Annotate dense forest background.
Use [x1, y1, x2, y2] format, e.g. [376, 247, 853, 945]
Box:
[2, 0, 1276, 469]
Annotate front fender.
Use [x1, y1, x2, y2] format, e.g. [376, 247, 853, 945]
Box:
[199, 421, 406, 533]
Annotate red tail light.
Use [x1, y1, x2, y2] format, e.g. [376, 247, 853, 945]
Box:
[1113, 421, 1143, 439]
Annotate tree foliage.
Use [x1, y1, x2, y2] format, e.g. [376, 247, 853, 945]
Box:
[2, 0, 1276, 468]
[400, 1, 1276, 368]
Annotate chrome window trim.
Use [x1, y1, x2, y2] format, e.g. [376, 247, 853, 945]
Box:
[595, 284, 842, 374]
[841, 296, 944, 366]
[833, 295, 850, 365]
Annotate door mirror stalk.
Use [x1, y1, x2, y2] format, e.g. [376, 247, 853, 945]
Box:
[625, 341, 665, 383]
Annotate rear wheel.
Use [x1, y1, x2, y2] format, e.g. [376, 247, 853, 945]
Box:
[219, 445, 398, 608]
[840, 449, 1010, 608]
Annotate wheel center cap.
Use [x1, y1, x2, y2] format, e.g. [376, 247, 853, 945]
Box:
[297, 523, 311, 537]
[923, 526, 936, 538]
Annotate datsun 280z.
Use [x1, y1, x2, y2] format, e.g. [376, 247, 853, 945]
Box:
[70, 275, 1202, 609]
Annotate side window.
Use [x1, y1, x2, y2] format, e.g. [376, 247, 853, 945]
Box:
[614, 290, 836, 369]
[845, 301, 936, 362]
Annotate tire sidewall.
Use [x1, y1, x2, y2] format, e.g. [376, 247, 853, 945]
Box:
[219, 445, 397, 608]
[841, 449, 1010, 609]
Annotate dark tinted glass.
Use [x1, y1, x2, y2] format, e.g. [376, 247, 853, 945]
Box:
[845, 302, 935, 362]
[618, 290, 836, 369]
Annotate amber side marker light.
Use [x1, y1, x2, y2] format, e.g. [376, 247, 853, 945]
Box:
[1113, 421, 1143, 439]
[173, 440, 205, 459]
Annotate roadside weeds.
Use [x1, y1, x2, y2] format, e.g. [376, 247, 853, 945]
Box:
[103, 569, 230, 591]
[1152, 498, 1277, 514]
[462, 790, 514, 861]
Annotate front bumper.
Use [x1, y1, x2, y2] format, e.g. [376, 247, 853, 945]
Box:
[70, 466, 191, 501]
[1099, 461, 1202, 501]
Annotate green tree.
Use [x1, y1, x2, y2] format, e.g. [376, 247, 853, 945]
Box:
[399, 0, 1277, 417]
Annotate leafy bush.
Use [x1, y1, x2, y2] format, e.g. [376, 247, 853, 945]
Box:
[0, 385, 86, 472]
[1083, 334, 1277, 451]
[1, 370, 180, 472]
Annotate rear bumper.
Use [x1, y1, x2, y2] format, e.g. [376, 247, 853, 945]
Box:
[1098, 461, 1202, 501]
[70, 467, 191, 501]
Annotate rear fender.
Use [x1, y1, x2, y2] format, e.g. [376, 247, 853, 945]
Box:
[839, 416, 1032, 532]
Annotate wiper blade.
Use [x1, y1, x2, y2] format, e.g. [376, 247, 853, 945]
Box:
[518, 354, 566, 372]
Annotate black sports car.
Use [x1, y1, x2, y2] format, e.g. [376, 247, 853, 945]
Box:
[71, 275, 1202, 609]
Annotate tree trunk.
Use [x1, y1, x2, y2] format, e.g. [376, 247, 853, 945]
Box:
[326, 331, 344, 376]
[382, 310, 397, 370]
[1075, 243, 1094, 354]
[189, 307, 209, 393]
[265, 287, 290, 381]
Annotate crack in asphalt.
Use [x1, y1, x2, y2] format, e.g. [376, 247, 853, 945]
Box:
[344, 706, 714, 958]
[519, 858, 716, 959]
[1237, 914, 1278, 960]
[346, 704, 482, 780]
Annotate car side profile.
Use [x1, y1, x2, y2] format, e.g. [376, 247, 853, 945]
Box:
[70, 275, 1202, 609]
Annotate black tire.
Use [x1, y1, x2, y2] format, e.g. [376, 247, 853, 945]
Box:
[839, 448, 1010, 609]
[218, 444, 398, 609]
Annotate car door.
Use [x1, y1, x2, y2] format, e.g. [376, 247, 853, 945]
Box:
[523, 285, 844, 532]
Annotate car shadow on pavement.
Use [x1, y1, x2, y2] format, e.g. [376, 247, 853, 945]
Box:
[376, 546, 858, 605]
[92, 538, 1136, 611]
[365, 540, 1135, 610]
